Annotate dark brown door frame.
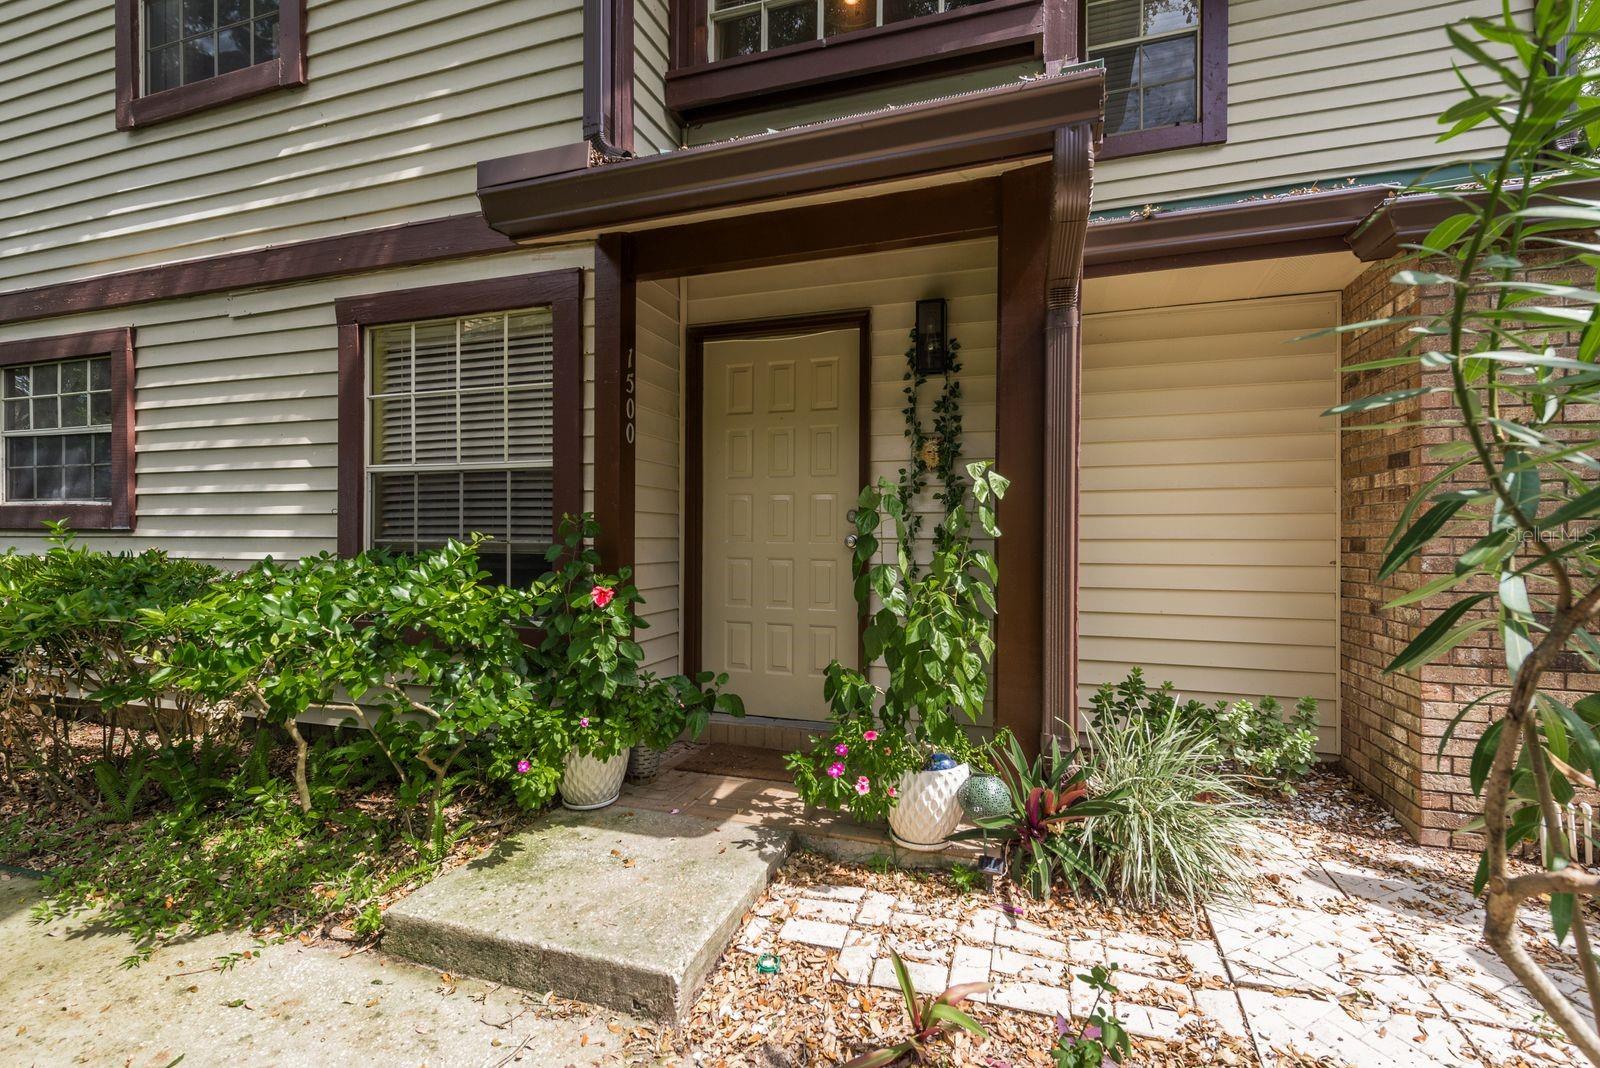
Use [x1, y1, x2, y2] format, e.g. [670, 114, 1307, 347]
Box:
[683, 310, 872, 684]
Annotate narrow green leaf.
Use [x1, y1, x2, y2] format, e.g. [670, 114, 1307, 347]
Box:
[1387, 598, 1493, 674]
[1381, 499, 1467, 580]
[1325, 386, 1444, 417]
[1471, 720, 1504, 796]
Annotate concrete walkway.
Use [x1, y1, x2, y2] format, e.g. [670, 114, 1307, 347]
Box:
[0, 874, 642, 1068]
[730, 790, 1588, 1066]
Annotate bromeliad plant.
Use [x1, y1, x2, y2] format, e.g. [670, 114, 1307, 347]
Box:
[1328, 2, 1600, 1058]
[952, 730, 1124, 901]
[788, 462, 1006, 820]
[842, 950, 987, 1067]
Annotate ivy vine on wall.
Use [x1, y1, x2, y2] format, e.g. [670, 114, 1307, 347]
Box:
[895, 327, 965, 582]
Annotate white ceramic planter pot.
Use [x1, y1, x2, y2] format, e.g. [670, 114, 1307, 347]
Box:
[560, 748, 629, 810]
[889, 763, 971, 851]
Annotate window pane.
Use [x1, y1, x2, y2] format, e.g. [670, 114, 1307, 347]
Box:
[60, 361, 87, 393]
[182, 34, 218, 83]
[60, 393, 88, 428]
[1140, 35, 1195, 87]
[89, 357, 110, 391]
[715, 10, 761, 59]
[220, 0, 250, 24]
[32, 399, 58, 431]
[255, 0, 280, 13]
[4, 399, 29, 431]
[90, 392, 111, 426]
[35, 437, 61, 466]
[3, 370, 27, 398]
[147, 0, 182, 46]
[218, 25, 252, 75]
[64, 464, 93, 501]
[824, 0, 875, 38]
[7, 467, 33, 502]
[371, 397, 413, 464]
[1142, 78, 1196, 127]
[767, 1, 818, 50]
[7, 438, 32, 468]
[884, 0, 939, 24]
[1104, 88, 1140, 135]
[32, 364, 57, 396]
[1095, 44, 1139, 95]
[1145, 0, 1199, 36]
[181, 0, 214, 36]
[63, 434, 93, 467]
[254, 13, 279, 62]
[34, 467, 63, 501]
[149, 41, 184, 92]
[1087, 0, 1139, 46]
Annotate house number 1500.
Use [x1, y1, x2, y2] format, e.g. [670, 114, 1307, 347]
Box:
[624, 346, 636, 445]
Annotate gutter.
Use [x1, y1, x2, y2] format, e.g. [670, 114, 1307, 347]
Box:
[477, 67, 1106, 242]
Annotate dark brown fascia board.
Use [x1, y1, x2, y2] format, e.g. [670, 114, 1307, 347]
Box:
[1085, 185, 1395, 276]
[0, 214, 517, 328]
[478, 67, 1105, 241]
[1349, 176, 1600, 261]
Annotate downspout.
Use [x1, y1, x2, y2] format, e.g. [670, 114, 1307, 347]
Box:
[1042, 121, 1095, 746]
[583, 0, 635, 159]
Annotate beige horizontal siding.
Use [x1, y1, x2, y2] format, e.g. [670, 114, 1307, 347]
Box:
[0, 246, 596, 566]
[634, 0, 679, 155]
[635, 278, 682, 672]
[0, 0, 584, 289]
[685, 238, 998, 722]
[1080, 292, 1341, 753]
[1095, 0, 1517, 209]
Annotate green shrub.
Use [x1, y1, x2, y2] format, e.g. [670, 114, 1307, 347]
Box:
[1089, 667, 1320, 793]
[788, 462, 1005, 822]
[1078, 709, 1253, 908]
[0, 524, 223, 805]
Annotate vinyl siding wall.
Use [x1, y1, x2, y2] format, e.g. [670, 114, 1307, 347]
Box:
[684, 239, 998, 721]
[1095, 0, 1516, 210]
[635, 279, 682, 672]
[1079, 293, 1341, 753]
[633, 0, 679, 155]
[0, 0, 585, 290]
[0, 247, 597, 565]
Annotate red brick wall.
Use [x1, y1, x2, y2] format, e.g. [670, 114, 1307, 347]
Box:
[1340, 252, 1597, 848]
[1339, 263, 1428, 840]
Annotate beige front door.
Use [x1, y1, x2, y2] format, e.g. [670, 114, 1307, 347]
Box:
[701, 327, 862, 722]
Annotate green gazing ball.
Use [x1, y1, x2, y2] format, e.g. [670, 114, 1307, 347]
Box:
[958, 774, 1010, 820]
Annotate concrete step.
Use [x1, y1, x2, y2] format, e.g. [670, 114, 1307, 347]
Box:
[384, 805, 792, 1021]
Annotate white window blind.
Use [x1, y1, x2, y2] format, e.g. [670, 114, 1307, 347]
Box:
[366, 309, 556, 585]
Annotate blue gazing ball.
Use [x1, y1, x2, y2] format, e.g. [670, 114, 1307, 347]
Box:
[926, 752, 959, 771]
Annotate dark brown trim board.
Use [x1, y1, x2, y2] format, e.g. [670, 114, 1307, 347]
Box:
[1095, 0, 1227, 161]
[993, 163, 1049, 758]
[0, 328, 136, 533]
[584, 0, 635, 154]
[632, 179, 1002, 281]
[666, 0, 1045, 117]
[1085, 185, 1394, 276]
[115, 0, 308, 130]
[479, 66, 1104, 240]
[682, 311, 872, 682]
[0, 214, 517, 328]
[332, 270, 584, 558]
[1042, 123, 1093, 745]
[593, 235, 637, 573]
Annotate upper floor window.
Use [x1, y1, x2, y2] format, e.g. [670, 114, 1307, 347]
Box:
[143, 0, 283, 95]
[710, 0, 985, 61]
[114, 0, 307, 130]
[1088, 0, 1227, 159]
[0, 330, 136, 533]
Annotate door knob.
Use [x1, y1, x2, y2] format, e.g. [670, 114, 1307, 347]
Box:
[845, 533, 859, 549]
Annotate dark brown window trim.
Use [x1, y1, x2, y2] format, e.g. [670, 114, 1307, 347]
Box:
[333, 270, 584, 558]
[667, 0, 1045, 117]
[114, 0, 308, 131]
[1093, 0, 1227, 162]
[0, 328, 136, 533]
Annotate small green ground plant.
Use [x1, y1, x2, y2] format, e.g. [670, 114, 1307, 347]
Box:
[842, 950, 987, 1066]
[788, 462, 1005, 821]
[1050, 966, 1131, 1067]
[1089, 667, 1319, 793]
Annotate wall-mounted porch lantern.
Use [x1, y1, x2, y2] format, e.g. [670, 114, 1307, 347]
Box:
[914, 297, 951, 375]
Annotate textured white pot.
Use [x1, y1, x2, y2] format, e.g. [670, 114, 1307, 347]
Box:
[889, 763, 971, 851]
[560, 748, 628, 810]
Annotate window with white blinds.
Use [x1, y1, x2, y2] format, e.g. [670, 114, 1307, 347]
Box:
[367, 308, 556, 585]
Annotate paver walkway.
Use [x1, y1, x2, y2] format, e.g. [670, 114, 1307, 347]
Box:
[727, 785, 1588, 1066]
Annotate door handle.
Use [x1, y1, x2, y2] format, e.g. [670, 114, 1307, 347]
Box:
[845, 533, 859, 549]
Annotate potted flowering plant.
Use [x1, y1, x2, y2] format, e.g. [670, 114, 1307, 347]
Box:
[788, 463, 1005, 849]
[514, 515, 742, 809]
